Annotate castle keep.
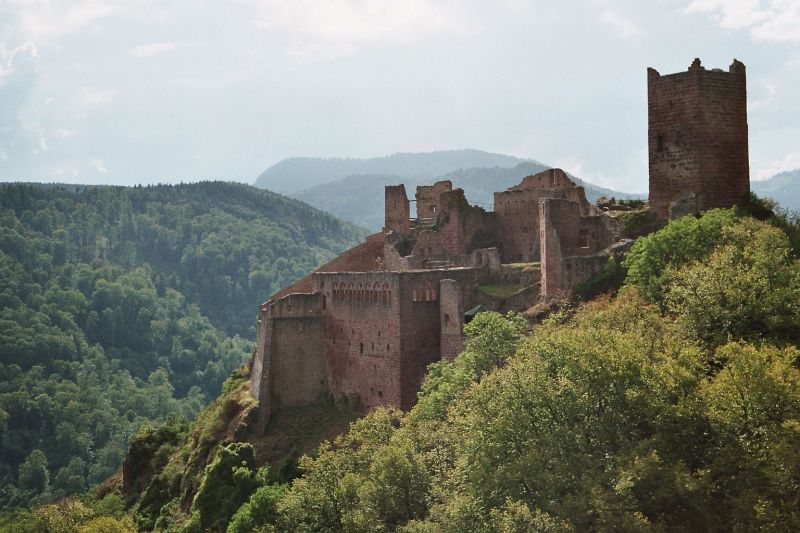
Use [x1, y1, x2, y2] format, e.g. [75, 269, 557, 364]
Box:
[648, 58, 750, 219]
[250, 59, 751, 432]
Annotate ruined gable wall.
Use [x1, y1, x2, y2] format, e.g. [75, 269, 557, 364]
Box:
[385, 185, 411, 233]
[416, 180, 453, 219]
[410, 230, 449, 261]
[648, 59, 749, 219]
[494, 169, 590, 263]
[314, 272, 403, 411]
[436, 189, 498, 257]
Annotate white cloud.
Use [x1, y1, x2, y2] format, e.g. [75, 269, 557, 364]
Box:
[0, 42, 43, 160]
[7, 0, 119, 43]
[91, 158, 107, 173]
[133, 42, 182, 58]
[33, 124, 48, 153]
[749, 78, 778, 111]
[755, 152, 800, 180]
[686, 0, 800, 41]
[247, 0, 472, 57]
[0, 41, 39, 85]
[82, 89, 117, 105]
[52, 128, 76, 139]
[0, 149, 7, 161]
[600, 11, 640, 38]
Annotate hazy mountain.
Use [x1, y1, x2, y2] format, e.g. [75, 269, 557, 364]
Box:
[294, 162, 639, 230]
[254, 149, 531, 194]
[752, 169, 800, 211]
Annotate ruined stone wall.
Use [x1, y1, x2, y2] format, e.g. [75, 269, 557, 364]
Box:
[439, 279, 464, 362]
[410, 230, 449, 262]
[416, 180, 453, 219]
[648, 59, 749, 219]
[494, 169, 590, 263]
[539, 200, 565, 298]
[314, 272, 403, 411]
[397, 268, 481, 408]
[252, 292, 325, 433]
[436, 189, 498, 256]
[562, 240, 634, 289]
[270, 316, 326, 409]
[485, 264, 541, 288]
[385, 184, 411, 232]
[542, 198, 582, 254]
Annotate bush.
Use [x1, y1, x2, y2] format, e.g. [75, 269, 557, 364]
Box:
[191, 442, 260, 531]
[623, 208, 737, 306]
[227, 484, 287, 533]
[667, 218, 800, 347]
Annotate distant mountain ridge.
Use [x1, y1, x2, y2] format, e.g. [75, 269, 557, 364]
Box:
[292, 162, 640, 230]
[254, 149, 532, 194]
[255, 150, 639, 229]
[752, 169, 800, 212]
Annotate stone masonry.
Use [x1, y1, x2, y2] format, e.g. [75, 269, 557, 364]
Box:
[648, 58, 750, 219]
[250, 58, 752, 433]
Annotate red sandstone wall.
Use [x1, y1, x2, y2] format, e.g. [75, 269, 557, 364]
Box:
[385, 185, 411, 232]
[416, 181, 453, 219]
[270, 316, 327, 409]
[315, 272, 403, 411]
[397, 268, 481, 408]
[439, 279, 464, 362]
[648, 59, 749, 219]
[494, 169, 590, 263]
[436, 189, 497, 257]
[540, 200, 564, 298]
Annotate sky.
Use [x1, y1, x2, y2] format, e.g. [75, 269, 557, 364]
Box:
[0, 0, 798, 194]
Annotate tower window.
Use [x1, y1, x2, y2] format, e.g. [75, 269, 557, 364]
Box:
[579, 229, 589, 248]
[656, 134, 664, 153]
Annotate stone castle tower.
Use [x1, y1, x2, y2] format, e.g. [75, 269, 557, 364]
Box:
[648, 58, 750, 219]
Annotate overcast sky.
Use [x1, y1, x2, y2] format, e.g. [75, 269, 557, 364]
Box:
[0, 0, 798, 193]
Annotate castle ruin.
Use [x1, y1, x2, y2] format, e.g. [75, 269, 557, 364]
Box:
[249, 59, 751, 432]
[250, 169, 626, 432]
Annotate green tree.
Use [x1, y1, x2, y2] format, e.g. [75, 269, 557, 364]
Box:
[623, 208, 737, 306]
[667, 218, 800, 346]
[18, 450, 49, 494]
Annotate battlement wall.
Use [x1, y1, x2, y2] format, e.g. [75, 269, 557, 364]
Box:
[315, 271, 404, 410]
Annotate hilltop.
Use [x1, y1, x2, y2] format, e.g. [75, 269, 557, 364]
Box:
[20, 198, 800, 532]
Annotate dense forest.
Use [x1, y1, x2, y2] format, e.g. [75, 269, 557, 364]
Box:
[0, 182, 366, 512]
[12, 197, 798, 532]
